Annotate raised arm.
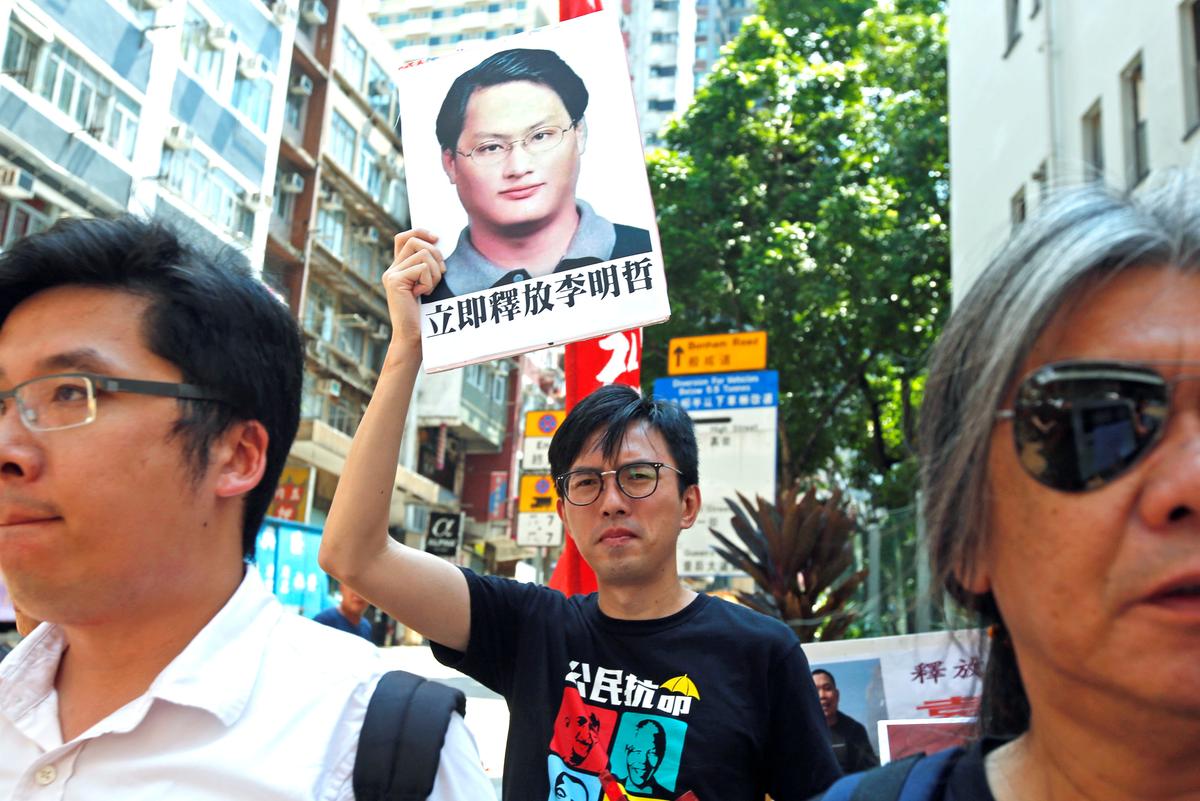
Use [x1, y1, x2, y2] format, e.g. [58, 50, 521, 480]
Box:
[318, 230, 472, 652]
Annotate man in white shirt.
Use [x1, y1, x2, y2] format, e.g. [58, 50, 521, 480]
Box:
[0, 217, 492, 799]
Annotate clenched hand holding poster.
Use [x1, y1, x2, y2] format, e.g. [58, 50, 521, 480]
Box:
[395, 11, 670, 372]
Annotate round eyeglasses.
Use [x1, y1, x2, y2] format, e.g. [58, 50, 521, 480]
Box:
[0, 372, 227, 433]
[456, 123, 577, 166]
[555, 461, 684, 507]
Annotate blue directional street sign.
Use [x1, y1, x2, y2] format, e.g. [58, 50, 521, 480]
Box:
[652, 370, 779, 411]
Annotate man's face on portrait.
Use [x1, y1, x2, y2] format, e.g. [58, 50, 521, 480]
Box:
[442, 80, 586, 237]
[562, 712, 600, 766]
[813, 672, 840, 725]
[554, 772, 589, 801]
[625, 723, 664, 789]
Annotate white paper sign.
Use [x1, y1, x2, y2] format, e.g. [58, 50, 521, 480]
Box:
[395, 12, 670, 371]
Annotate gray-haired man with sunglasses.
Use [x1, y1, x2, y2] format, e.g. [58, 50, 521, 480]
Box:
[320, 235, 840, 799]
[0, 218, 489, 799]
[421, 47, 651, 301]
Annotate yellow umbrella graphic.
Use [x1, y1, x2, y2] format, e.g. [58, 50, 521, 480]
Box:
[660, 674, 700, 700]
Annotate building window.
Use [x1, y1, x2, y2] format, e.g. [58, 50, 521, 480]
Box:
[304, 281, 336, 340]
[1010, 186, 1026, 227]
[648, 99, 675, 112]
[651, 31, 678, 44]
[358, 141, 382, 195]
[1124, 58, 1149, 186]
[161, 147, 254, 240]
[1030, 0, 1041, 16]
[653, 0, 678, 9]
[338, 28, 366, 90]
[367, 60, 394, 120]
[316, 204, 346, 255]
[180, 5, 225, 89]
[491, 370, 507, 403]
[1004, 0, 1020, 54]
[3, 21, 41, 88]
[233, 74, 271, 132]
[32, 41, 141, 160]
[1082, 101, 1104, 182]
[330, 110, 356, 169]
[0, 197, 52, 250]
[1184, 1, 1200, 134]
[651, 64, 677, 77]
[284, 90, 306, 135]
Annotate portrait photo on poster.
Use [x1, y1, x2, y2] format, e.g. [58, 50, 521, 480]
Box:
[395, 11, 670, 372]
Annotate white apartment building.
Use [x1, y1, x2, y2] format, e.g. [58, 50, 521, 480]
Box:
[949, 0, 1200, 297]
[369, 0, 555, 63]
[692, 0, 753, 86]
[623, 0, 696, 144]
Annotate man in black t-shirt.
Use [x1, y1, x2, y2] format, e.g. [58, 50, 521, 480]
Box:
[319, 238, 841, 800]
[812, 669, 879, 774]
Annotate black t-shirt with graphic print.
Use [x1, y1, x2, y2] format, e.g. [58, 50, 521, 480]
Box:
[431, 569, 841, 801]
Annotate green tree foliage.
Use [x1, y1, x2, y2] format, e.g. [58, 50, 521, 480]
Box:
[645, 0, 948, 511]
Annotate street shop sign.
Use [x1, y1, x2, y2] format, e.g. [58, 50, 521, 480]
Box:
[425, 511, 465, 558]
[517, 473, 563, 547]
[653, 371, 778, 576]
[666, 331, 767, 376]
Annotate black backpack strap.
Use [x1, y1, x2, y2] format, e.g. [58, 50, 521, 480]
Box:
[353, 670, 467, 801]
[849, 754, 923, 801]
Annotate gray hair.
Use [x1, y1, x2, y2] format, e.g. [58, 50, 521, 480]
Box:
[920, 170, 1200, 610]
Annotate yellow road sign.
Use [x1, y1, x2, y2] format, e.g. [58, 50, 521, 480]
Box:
[518, 474, 559, 513]
[667, 331, 767, 375]
[524, 409, 566, 437]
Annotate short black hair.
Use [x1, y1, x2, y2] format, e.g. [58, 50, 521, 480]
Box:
[549, 385, 698, 496]
[0, 216, 302, 559]
[630, 718, 666, 761]
[435, 48, 589, 153]
[811, 669, 836, 688]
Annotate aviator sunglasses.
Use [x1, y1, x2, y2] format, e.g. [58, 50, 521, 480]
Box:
[996, 359, 1200, 492]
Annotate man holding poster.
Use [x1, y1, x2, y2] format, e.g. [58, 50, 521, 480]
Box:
[425, 48, 652, 301]
[319, 231, 841, 801]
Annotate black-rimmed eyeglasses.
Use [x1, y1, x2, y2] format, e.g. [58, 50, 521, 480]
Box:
[555, 461, 684, 506]
[0, 372, 228, 433]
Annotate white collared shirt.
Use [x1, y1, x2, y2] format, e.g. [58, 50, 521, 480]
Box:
[0, 570, 491, 800]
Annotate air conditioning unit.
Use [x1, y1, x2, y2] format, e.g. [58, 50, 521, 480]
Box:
[280, 172, 305, 194]
[353, 226, 380, 244]
[289, 73, 314, 96]
[163, 123, 194, 151]
[242, 191, 271, 210]
[370, 323, 390, 341]
[318, 191, 342, 210]
[205, 22, 235, 50]
[339, 313, 369, 329]
[271, 0, 294, 24]
[377, 153, 403, 179]
[368, 79, 391, 99]
[0, 167, 35, 200]
[238, 52, 270, 81]
[315, 378, 342, 397]
[300, 0, 328, 26]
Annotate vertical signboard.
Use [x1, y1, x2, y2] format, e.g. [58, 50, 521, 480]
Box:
[487, 471, 510, 521]
[267, 465, 314, 523]
[523, 410, 566, 472]
[516, 474, 564, 547]
[652, 371, 779, 576]
[425, 511, 465, 558]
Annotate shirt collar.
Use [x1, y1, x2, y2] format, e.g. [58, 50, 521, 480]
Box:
[444, 199, 616, 294]
[0, 568, 280, 736]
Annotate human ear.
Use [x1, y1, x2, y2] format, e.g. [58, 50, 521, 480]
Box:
[441, 149, 457, 185]
[575, 118, 587, 155]
[679, 484, 701, 529]
[212, 420, 269, 499]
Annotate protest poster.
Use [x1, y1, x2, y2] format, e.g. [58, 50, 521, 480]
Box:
[395, 11, 670, 372]
[803, 629, 988, 760]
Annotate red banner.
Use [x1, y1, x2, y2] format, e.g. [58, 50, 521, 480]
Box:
[549, 0, 623, 597]
[548, 330, 640, 596]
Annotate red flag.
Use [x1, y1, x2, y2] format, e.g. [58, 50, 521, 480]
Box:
[548, 330, 641, 596]
[560, 0, 602, 21]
